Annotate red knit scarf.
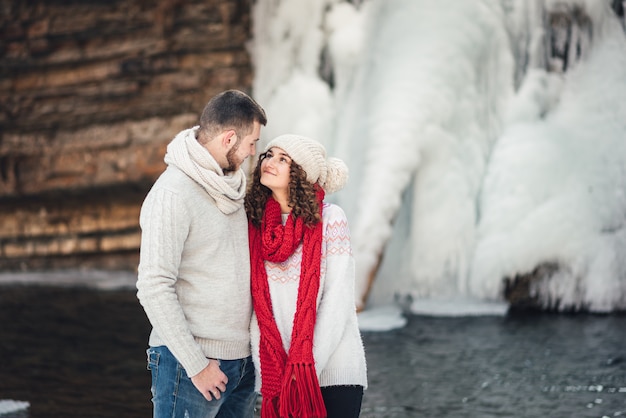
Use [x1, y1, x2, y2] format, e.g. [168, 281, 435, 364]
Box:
[249, 187, 327, 418]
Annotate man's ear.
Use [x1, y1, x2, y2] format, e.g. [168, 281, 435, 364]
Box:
[222, 130, 237, 147]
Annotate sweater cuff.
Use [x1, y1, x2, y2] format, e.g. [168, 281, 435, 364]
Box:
[184, 353, 211, 378]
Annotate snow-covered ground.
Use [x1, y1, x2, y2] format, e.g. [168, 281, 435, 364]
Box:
[0, 270, 136, 290]
[0, 400, 29, 416]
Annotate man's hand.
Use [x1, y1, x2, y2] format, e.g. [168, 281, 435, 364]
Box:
[191, 359, 229, 401]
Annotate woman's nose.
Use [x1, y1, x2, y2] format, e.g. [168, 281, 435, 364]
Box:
[262, 156, 275, 167]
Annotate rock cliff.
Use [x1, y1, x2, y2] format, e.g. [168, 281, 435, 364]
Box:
[0, 0, 254, 271]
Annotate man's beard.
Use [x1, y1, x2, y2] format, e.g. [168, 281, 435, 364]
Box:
[223, 140, 241, 173]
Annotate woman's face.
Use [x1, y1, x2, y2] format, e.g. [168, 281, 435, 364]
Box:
[260, 147, 292, 194]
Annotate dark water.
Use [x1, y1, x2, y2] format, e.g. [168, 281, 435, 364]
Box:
[360, 313, 626, 418]
[1, 284, 625, 418]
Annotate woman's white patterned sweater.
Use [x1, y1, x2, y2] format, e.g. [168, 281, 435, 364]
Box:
[250, 203, 368, 392]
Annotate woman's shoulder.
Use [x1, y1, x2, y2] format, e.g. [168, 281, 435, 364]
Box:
[322, 202, 348, 225]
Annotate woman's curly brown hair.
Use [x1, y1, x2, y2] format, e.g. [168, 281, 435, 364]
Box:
[245, 153, 322, 227]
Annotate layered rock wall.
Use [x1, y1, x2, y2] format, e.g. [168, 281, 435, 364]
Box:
[0, 0, 254, 271]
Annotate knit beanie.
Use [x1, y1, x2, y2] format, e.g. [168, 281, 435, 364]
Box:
[264, 134, 348, 194]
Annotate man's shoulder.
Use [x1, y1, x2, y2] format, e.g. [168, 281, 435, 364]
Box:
[150, 166, 200, 195]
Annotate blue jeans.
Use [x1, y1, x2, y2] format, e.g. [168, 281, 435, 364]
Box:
[147, 346, 257, 418]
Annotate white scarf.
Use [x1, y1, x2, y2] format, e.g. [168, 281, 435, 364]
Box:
[164, 126, 246, 214]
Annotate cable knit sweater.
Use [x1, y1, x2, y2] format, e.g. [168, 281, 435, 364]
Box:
[137, 127, 252, 378]
[250, 203, 368, 392]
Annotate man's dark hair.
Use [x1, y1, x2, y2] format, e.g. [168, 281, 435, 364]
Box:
[197, 90, 267, 143]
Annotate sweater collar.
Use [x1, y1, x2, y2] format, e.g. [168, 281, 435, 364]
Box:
[164, 126, 246, 214]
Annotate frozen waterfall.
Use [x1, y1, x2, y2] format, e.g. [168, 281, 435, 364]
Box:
[249, 0, 626, 316]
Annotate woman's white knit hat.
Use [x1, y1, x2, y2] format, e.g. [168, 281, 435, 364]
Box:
[264, 134, 348, 194]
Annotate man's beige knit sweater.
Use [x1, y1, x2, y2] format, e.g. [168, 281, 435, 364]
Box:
[137, 127, 251, 378]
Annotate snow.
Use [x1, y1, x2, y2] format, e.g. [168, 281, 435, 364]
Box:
[0, 270, 137, 290]
[0, 400, 29, 416]
[250, 0, 626, 328]
[357, 305, 407, 332]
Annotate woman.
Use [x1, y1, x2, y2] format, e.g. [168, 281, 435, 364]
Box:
[245, 134, 367, 418]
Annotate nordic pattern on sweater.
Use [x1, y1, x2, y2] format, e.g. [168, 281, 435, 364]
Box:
[266, 215, 352, 284]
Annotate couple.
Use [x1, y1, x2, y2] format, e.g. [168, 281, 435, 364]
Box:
[136, 90, 368, 418]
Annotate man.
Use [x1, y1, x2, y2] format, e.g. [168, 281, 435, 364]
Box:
[137, 90, 267, 418]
